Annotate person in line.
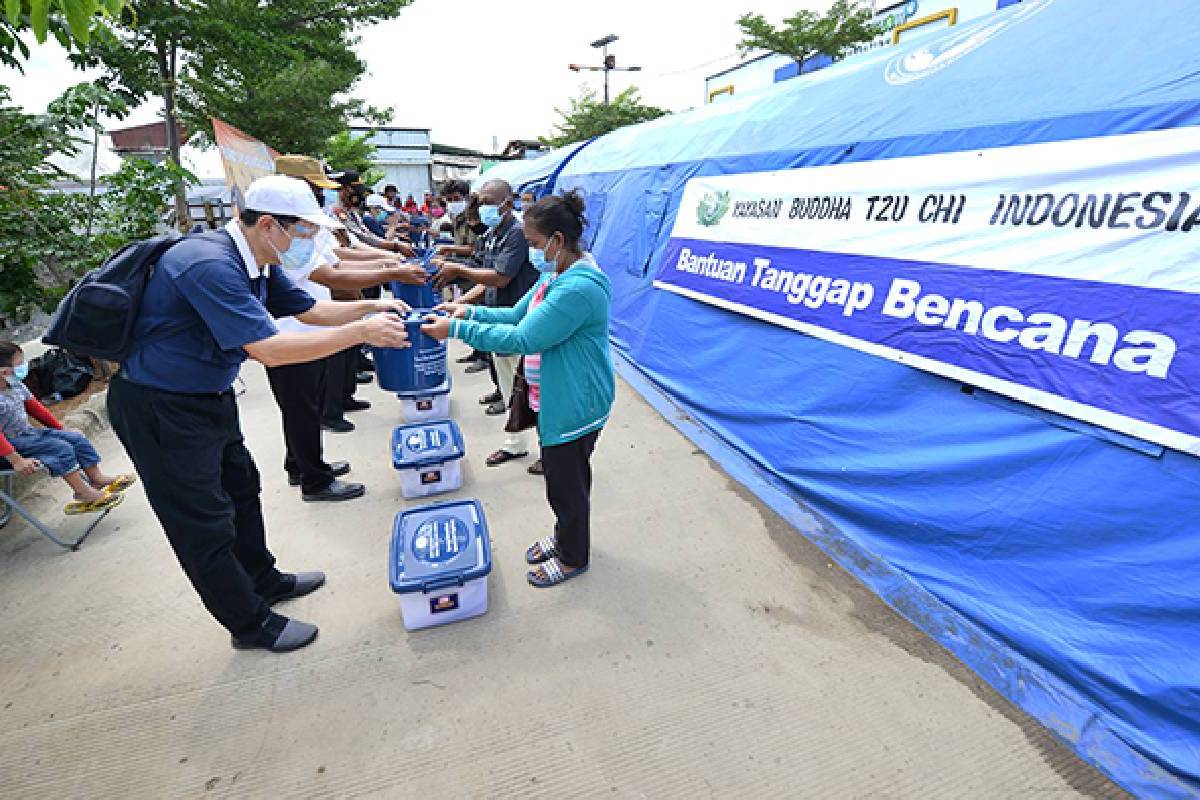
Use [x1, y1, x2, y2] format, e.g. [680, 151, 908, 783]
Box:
[0, 341, 133, 514]
[331, 172, 414, 257]
[432, 180, 539, 466]
[270, 155, 423, 499]
[108, 175, 411, 654]
[423, 191, 613, 587]
[382, 184, 399, 207]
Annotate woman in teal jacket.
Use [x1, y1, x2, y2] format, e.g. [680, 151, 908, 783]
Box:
[423, 191, 614, 588]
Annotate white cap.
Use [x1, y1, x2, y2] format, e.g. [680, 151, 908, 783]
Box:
[365, 193, 395, 213]
[245, 174, 343, 229]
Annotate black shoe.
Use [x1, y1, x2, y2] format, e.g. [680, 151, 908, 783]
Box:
[464, 361, 489, 374]
[288, 462, 350, 487]
[485, 400, 507, 416]
[260, 571, 326, 604]
[356, 372, 374, 385]
[303, 479, 366, 502]
[359, 357, 376, 373]
[231, 612, 318, 653]
[479, 390, 502, 405]
[343, 398, 372, 413]
[456, 352, 483, 364]
[322, 418, 355, 433]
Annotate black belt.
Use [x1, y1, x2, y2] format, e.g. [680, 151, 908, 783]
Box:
[113, 374, 234, 400]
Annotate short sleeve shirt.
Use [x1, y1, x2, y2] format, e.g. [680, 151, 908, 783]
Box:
[122, 229, 316, 393]
[481, 216, 539, 308]
[0, 382, 34, 439]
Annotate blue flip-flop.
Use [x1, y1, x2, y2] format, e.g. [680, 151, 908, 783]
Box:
[525, 535, 560, 565]
[527, 557, 588, 588]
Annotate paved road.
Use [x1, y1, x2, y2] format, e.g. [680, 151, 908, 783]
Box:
[0, 344, 1127, 798]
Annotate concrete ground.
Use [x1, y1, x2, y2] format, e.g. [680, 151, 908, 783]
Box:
[0, 343, 1127, 799]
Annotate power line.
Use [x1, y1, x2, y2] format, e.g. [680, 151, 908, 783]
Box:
[652, 51, 743, 78]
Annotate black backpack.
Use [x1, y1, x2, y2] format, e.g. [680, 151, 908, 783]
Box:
[42, 233, 184, 362]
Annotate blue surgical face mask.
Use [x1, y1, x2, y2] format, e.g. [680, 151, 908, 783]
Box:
[530, 235, 561, 273]
[272, 221, 318, 271]
[6, 363, 27, 386]
[479, 204, 502, 228]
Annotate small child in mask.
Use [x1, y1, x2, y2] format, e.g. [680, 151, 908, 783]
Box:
[0, 342, 132, 514]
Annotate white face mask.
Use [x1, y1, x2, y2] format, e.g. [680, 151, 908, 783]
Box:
[446, 200, 467, 217]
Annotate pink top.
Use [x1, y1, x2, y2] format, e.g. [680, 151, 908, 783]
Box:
[525, 277, 554, 412]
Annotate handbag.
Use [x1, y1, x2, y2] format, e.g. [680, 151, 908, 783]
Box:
[505, 357, 538, 433]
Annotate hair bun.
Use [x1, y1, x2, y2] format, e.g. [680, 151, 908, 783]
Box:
[561, 188, 586, 221]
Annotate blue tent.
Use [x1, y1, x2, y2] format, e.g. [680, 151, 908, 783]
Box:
[548, 1, 1200, 796]
[471, 140, 592, 198]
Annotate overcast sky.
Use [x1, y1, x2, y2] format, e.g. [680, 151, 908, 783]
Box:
[4, 0, 826, 173]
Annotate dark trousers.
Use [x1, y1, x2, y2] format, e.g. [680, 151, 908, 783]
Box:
[322, 348, 358, 422]
[108, 377, 282, 637]
[266, 359, 334, 494]
[543, 430, 601, 569]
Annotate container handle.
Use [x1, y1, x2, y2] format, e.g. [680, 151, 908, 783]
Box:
[422, 574, 465, 592]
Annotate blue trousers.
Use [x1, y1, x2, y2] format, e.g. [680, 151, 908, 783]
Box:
[9, 429, 100, 477]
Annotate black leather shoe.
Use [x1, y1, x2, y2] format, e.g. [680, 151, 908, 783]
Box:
[322, 418, 355, 433]
[355, 372, 374, 385]
[456, 352, 482, 364]
[485, 400, 507, 416]
[479, 390, 502, 405]
[303, 479, 366, 502]
[231, 612, 318, 653]
[288, 462, 350, 487]
[343, 398, 372, 412]
[464, 361, 489, 374]
[261, 571, 326, 604]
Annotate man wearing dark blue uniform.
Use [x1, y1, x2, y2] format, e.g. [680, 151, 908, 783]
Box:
[108, 175, 410, 653]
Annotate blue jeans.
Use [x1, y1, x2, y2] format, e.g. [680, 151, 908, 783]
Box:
[10, 429, 100, 477]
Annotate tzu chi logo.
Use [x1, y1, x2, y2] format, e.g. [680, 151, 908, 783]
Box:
[696, 190, 732, 227]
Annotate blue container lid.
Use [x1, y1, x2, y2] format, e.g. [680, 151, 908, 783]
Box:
[391, 419, 465, 470]
[395, 372, 452, 399]
[390, 498, 492, 594]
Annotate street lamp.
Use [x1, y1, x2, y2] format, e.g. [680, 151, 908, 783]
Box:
[568, 34, 642, 104]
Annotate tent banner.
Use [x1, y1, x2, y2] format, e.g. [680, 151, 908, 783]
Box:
[653, 127, 1200, 455]
[212, 118, 276, 212]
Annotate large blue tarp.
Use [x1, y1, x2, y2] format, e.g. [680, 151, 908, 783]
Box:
[548, 1, 1200, 796]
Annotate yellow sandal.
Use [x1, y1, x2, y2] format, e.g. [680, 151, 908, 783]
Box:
[104, 474, 138, 493]
[64, 491, 124, 516]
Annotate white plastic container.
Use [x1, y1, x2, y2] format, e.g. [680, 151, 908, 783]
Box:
[390, 499, 492, 630]
[391, 420, 466, 499]
[397, 374, 452, 423]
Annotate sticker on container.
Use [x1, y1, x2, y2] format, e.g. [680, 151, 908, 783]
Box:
[412, 516, 469, 564]
[416, 399, 433, 411]
[404, 429, 446, 454]
[420, 470, 442, 485]
[430, 593, 460, 614]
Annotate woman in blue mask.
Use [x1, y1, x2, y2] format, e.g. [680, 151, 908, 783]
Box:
[0, 341, 134, 515]
[423, 191, 615, 588]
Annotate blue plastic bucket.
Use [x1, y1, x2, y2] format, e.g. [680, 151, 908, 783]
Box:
[390, 279, 438, 310]
[374, 310, 448, 393]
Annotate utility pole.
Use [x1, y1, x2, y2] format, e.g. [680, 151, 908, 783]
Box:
[569, 34, 642, 105]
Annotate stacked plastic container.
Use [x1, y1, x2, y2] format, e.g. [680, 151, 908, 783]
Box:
[376, 278, 492, 630]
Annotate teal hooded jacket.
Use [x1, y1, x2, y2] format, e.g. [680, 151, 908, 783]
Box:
[451, 260, 614, 446]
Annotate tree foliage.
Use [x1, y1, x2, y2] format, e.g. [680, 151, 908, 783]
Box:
[322, 129, 383, 185]
[542, 86, 667, 148]
[0, 84, 192, 319]
[737, 0, 877, 68]
[78, 0, 406, 153]
[1, 0, 123, 71]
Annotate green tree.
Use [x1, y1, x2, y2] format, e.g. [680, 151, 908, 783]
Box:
[542, 86, 667, 148]
[76, 0, 409, 228]
[0, 82, 188, 318]
[1, 0, 123, 70]
[737, 0, 877, 71]
[322, 128, 383, 185]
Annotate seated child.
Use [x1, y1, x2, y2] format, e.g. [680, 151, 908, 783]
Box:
[0, 342, 133, 515]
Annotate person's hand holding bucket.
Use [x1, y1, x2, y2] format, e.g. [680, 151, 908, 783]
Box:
[359, 313, 411, 348]
[420, 313, 453, 341]
[434, 302, 471, 320]
[373, 297, 411, 316]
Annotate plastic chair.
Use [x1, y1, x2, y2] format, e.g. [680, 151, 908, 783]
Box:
[0, 465, 114, 551]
